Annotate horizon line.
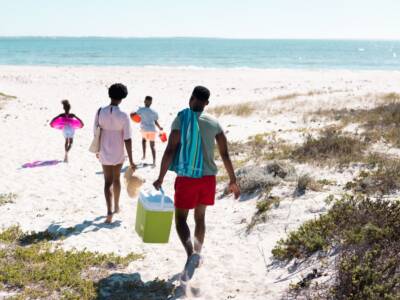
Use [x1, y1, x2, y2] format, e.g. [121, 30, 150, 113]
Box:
[1, 35, 400, 41]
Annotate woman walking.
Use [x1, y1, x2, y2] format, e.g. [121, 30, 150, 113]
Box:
[94, 83, 136, 223]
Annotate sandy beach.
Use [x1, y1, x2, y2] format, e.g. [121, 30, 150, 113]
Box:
[1, 66, 400, 299]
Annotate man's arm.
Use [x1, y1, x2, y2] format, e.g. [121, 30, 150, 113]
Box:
[124, 139, 136, 170]
[153, 130, 180, 190]
[216, 132, 241, 199]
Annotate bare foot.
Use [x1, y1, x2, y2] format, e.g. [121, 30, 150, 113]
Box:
[64, 153, 68, 163]
[114, 207, 120, 214]
[105, 213, 113, 224]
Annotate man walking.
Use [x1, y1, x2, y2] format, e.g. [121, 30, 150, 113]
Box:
[153, 86, 240, 281]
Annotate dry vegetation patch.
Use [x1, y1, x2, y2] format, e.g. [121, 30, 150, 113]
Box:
[291, 127, 367, 165]
[246, 195, 281, 234]
[208, 101, 256, 117]
[313, 93, 400, 146]
[272, 195, 400, 299]
[0, 92, 17, 110]
[272, 90, 325, 101]
[346, 154, 400, 196]
[0, 193, 16, 206]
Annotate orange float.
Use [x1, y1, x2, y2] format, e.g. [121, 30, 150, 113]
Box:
[130, 113, 141, 123]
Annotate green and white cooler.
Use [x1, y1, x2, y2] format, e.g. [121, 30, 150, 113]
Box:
[135, 188, 174, 243]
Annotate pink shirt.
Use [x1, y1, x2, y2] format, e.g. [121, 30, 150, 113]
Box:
[94, 105, 132, 166]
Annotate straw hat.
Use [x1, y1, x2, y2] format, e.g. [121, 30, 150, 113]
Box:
[124, 166, 144, 198]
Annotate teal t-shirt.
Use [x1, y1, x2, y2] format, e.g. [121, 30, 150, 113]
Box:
[171, 112, 223, 176]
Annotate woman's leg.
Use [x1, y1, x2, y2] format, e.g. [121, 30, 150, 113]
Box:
[112, 164, 123, 213]
[102, 165, 114, 223]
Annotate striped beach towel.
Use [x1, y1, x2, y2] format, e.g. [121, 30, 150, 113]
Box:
[169, 108, 204, 178]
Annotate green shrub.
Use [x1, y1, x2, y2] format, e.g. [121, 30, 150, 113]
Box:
[0, 226, 143, 299]
[272, 195, 400, 299]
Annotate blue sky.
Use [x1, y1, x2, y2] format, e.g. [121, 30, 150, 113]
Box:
[1, 0, 400, 39]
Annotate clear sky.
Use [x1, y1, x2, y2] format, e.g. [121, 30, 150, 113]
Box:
[1, 0, 400, 39]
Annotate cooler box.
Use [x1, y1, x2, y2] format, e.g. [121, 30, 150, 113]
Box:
[135, 188, 174, 243]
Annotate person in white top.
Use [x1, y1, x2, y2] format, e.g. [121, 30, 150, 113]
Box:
[94, 83, 136, 224]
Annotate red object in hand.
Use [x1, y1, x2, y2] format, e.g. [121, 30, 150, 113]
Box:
[131, 114, 141, 123]
[159, 131, 167, 142]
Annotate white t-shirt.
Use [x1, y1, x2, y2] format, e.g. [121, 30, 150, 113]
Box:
[136, 107, 159, 132]
[94, 105, 131, 166]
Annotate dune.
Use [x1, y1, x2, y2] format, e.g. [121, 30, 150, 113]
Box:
[1, 66, 400, 299]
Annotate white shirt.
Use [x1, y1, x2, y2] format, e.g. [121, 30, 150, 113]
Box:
[94, 105, 131, 166]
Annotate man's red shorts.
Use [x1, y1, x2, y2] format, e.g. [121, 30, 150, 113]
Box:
[174, 175, 216, 209]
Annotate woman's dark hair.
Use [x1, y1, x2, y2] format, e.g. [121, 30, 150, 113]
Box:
[108, 83, 128, 100]
[62, 99, 71, 113]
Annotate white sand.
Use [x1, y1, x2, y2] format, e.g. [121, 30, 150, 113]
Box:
[1, 66, 400, 299]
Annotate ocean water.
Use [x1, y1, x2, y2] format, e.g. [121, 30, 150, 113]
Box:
[0, 37, 399, 70]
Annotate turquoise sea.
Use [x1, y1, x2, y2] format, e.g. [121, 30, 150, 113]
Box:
[0, 37, 399, 69]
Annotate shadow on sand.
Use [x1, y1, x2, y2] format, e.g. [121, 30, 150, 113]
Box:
[21, 160, 63, 169]
[95, 258, 204, 300]
[95, 272, 189, 300]
[18, 216, 122, 245]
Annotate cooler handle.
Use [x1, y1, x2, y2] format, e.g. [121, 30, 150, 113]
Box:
[160, 187, 165, 209]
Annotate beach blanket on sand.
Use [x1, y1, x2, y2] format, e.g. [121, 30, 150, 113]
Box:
[169, 108, 204, 178]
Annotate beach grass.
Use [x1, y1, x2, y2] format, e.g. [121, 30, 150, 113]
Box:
[0, 226, 144, 300]
[291, 127, 367, 165]
[226, 127, 368, 167]
[246, 195, 281, 234]
[208, 101, 256, 117]
[0, 193, 16, 206]
[313, 93, 400, 146]
[0, 92, 17, 99]
[345, 154, 400, 196]
[380, 92, 400, 103]
[295, 174, 322, 196]
[272, 90, 325, 101]
[0, 92, 17, 110]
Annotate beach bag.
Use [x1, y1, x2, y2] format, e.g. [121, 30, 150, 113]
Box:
[89, 108, 102, 153]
